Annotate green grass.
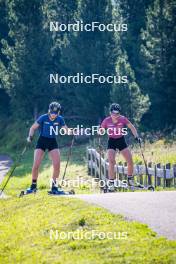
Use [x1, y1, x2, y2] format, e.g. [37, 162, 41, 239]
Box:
[0, 142, 176, 263]
[132, 141, 176, 165]
[1, 195, 176, 264]
[1, 143, 92, 195]
[95, 137, 176, 165]
[122, 140, 176, 165]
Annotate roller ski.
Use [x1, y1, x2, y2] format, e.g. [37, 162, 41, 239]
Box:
[103, 180, 116, 193]
[48, 186, 75, 195]
[19, 184, 37, 197]
[101, 178, 154, 193]
[127, 176, 154, 191]
[102, 179, 128, 193]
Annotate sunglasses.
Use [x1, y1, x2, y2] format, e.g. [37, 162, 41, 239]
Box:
[111, 111, 120, 115]
[50, 112, 58, 115]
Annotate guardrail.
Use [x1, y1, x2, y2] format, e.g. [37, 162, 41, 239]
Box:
[87, 148, 176, 188]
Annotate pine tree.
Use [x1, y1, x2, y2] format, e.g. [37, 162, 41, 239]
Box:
[118, 0, 153, 81]
[60, 0, 118, 122]
[140, 0, 176, 130]
[111, 51, 149, 125]
[0, 0, 53, 119]
[111, 2, 150, 126]
[0, 0, 10, 118]
[43, 0, 79, 119]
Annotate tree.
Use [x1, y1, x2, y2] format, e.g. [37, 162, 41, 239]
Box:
[0, 0, 54, 119]
[118, 0, 153, 81]
[0, 0, 10, 118]
[43, 0, 79, 119]
[110, 1, 150, 126]
[111, 51, 149, 125]
[60, 0, 118, 122]
[140, 0, 176, 130]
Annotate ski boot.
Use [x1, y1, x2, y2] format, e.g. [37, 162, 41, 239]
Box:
[48, 186, 75, 195]
[19, 184, 37, 197]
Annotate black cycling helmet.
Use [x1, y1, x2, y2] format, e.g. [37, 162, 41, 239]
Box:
[48, 101, 61, 114]
[110, 103, 121, 114]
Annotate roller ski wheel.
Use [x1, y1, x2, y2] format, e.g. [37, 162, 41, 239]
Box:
[99, 183, 108, 193]
[103, 187, 108, 193]
[147, 185, 155, 191]
[69, 189, 75, 195]
[103, 185, 116, 193]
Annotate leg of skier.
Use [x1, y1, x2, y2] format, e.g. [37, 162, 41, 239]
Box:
[120, 148, 135, 186]
[107, 149, 116, 191]
[48, 149, 68, 195]
[49, 149, 60, 186]
[32, 149, 45, 181]
[26, 149, 45, 193]
[107, 149, 116, 180]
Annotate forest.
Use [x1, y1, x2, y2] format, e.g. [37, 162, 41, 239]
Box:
[0, 0, 175, 142]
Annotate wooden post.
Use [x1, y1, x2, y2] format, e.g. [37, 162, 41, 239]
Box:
[154, 164, 157, 188]
[92, 150, 95, 176]
[139, 165, 143, 186]
[173, 164, 176, 188]
[116, 163, 119, 181]
[87, 148, 91, 175]
[148, 162, 152, 186]
[90, 149, 93, 176]
[96, 152, 100, 178]
[99, 150, 102, 181]
[102, 160, 105, 180]
[119, 161, 123, 181]
[157, 163, 161, 186]
[163, 165, 166, 188]
[165, 163, 171, 187]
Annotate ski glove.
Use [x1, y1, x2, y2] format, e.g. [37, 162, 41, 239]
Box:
[27, 136, 33, 143]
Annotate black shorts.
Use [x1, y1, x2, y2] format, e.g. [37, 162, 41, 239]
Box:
[36, 136, 58, 152]
[107, 136, 128, 151]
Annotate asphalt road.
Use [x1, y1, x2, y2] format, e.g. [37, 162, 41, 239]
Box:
[0, 155, 13, 184]
[75, 191, 176, 240]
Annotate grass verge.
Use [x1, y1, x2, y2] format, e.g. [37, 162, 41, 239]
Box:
[0, 194, 176, 264]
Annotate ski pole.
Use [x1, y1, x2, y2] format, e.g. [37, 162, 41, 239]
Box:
[98, 136, 102, 181]
[98, 136, 103, 179]
[0, 145, 27, 196]
[98, 135, 106, 192]
[61, 135, 75, 186]
[138, 141, 151, 185]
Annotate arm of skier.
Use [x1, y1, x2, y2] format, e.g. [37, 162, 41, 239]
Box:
[127, 122, 141, 143]
[27, 122, 40, 142]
